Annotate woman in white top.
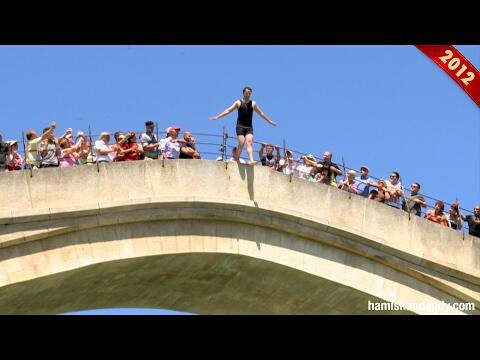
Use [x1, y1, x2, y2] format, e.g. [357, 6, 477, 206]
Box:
[94, 132, 118, 163]
[294, 155, 315, 180]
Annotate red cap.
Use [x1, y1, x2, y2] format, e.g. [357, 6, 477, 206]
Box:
[166, 126, 181, 134]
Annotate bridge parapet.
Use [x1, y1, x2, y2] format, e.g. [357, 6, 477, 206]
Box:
[0, 160, 479, 314]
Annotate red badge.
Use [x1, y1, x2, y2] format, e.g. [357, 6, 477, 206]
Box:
[416, 45, 479, 108]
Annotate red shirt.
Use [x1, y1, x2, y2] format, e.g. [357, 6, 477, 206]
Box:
[123, 142, 140, 161]
[426, 210, 449, 227]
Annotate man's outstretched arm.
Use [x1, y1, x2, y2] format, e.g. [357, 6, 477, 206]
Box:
[209, 101, 240, 121]
[253, 101, 277, 126]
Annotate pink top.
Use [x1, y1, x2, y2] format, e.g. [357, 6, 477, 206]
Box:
[59, 150, 77, 167]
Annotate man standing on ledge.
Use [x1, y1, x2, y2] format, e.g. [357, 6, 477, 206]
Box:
[209, 86, 277, 165]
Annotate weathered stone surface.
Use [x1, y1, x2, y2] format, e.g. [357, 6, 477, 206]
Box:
[0, 160, 478, 314]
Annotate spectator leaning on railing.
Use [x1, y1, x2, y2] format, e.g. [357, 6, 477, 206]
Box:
[74, 131, 93, 165]
[5, 140, 23, 171]
[355, 166, 373, 197]
[39, 126, 63, 168]
[385, 171, 404, 209]
[461, 205, 480, 238]
[402, 182, 427, 217]
[338, 170, 358, 193]
[141, 121, 160, 160]
[95, 132, 118, 163]
[113, 132, 127, 161]
[259, 143, 280, 170]
[163, 126, 184, 160]
[426, 201, 449, 228]
[179, 132, 201, 159]
[295, 154, 316, 180]
[316, 167, 334, 186]
[308, 167, 319, 182]
[58, 137, 80, 167]
[447, 203, 463, 231]
[25, 121, 56, 169]
[0, 133, 8, 171]
[119, 132, 143, 161]
[369, 179, 390, 203]
[277, 149, 297, 175]
[305, 152, 342, 187]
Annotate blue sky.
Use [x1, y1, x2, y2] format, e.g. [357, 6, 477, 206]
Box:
[1, 45, 478, 315]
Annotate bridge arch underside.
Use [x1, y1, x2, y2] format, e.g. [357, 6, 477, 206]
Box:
[0, 252, 410, 315]
[1, 214, 477, 314]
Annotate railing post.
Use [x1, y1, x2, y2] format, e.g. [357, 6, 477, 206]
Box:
[22, 130, 33, 178]
[89, 126, 99, 173]
[220, 127, 229, 169]
[221, 127, 225, 161]
[284, 139, 292, 183]
[223, 126, 229, 161]
[155, 122, 160, 160]
[342, 156, 351, 199]
[159, 122, 165, 167]
[399, 175, 410, 220]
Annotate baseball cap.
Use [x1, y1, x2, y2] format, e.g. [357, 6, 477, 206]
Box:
[360, 165, 369, 172]
[166, 126, 181, 133]
[76, 131, 85, 137]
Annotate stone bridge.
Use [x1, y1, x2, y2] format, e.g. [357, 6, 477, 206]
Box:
[0, 160, 479, 314]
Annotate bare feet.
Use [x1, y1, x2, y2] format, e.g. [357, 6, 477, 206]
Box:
[248, 160, 258, 166]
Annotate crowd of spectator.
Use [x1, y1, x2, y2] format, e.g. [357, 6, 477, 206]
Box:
[219, 143, 480, 238]
[0, 121, 202, 171]
[0, 121, 479, 239]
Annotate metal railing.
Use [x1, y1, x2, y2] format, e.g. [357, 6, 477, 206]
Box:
[3, 125, 476, 227]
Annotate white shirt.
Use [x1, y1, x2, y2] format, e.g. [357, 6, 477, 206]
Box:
[282, 159, 298, 175]
[295, 164, 312, 180]
[163, 137, 181, 159]
[385, 180, 403, 208]
[5, 152, 23, 169]
[94, 140, 113, 163]
[159, 138, 169, 153]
